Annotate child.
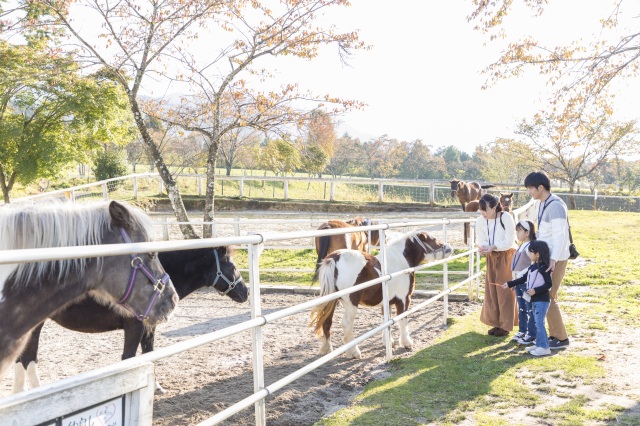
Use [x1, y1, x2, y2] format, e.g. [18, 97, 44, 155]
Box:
[511, 220, 537, 345]
[502, 240, 553, 356]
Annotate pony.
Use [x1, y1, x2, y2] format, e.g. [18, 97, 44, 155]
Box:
[309, 231, 453, 359]
[450, 179, 497, 211]
[0, 200, 178, 379]
[463, 193, 514, 244]
[314, 217, 380, 276]
[12, 246, 248, 394]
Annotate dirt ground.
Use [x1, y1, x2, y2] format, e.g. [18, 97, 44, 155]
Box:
[0, 290, 478, 425]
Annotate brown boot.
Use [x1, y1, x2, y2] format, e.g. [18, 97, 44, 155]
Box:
[488, 327, 498, 335]
[493, 328, 509, 337]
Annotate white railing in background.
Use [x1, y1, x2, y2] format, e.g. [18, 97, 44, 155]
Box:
[12, 173, 640, 212]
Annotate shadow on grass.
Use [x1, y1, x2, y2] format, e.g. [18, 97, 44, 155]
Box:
[608, 402, 640, 426]
[321, 329, 532, 425]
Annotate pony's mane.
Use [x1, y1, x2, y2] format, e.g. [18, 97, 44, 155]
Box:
[383, 230, 424, 269]
[0, 200, 154, 287]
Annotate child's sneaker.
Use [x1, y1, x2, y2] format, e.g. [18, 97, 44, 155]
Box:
[549, 338, 570, 350]
[512, 331, 525, 341]
[530, 347, 552, 356]
[517, 334, 536, 345]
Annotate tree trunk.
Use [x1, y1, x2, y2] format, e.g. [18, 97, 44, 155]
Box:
[225, 163, 232, 176]
[568, 184, 577, 210]
[0, 166, 15, 204]
[129, 96, 197, 239]
[203, 135, 220, 238]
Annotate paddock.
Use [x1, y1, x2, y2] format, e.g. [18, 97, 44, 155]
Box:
[0, 289, 476, 425]
[0, 201, 535, 425]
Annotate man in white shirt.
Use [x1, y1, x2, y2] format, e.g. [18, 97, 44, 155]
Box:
[524, 171, 570, 350]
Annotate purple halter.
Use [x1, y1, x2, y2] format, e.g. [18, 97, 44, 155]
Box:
[118, 227, 171, 321]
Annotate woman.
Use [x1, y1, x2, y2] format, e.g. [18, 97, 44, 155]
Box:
[476, 193, 517, 336]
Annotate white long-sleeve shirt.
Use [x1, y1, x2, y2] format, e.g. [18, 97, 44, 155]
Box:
[475, 211, 517, 252]
[530, 194, 570, 262]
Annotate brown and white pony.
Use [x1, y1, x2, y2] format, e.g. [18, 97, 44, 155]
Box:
[463, 193, 514, 243]
[309, 231, 452, 359]
[450, 180, 497, 211]
[314, 218, 380, 275]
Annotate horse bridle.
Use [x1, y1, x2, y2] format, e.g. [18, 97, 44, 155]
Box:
[413, 234, 447, 260]
[212, 248, 242, 296]
[118, 227, 171, 321]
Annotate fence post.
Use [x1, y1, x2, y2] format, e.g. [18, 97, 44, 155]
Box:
[133, 176, 138, 200]
[234, 217, 240, 236]
[101, 184, 108, 200]
[430, 182, 435, 207]
[248, 242, 266, 426]
[378, 229, 393, 361]
[198, 176, 203, 196]
[330, 180, 335, 201]
[284, 179, 289, 200]
[468, 222, 476, 300]
[239, 177, 244, 198]
[442, 222, 449, 326]
[378, 181, 384, 203]
[162, 218, 169, 241]
[158, 178, 163, 195]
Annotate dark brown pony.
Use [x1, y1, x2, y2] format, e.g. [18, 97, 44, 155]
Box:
[463, 193, 514, 243]
[314, 218, 380, 275]
[450, 180, 497, 211]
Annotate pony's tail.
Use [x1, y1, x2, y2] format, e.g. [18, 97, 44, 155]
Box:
[481, 184, 496, 189]
[313, 235, 331, 282]
[309, 258, 339, 337]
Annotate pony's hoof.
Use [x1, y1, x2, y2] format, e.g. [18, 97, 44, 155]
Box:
[401, 339, 414, 350]
[347, 347, 362, 359]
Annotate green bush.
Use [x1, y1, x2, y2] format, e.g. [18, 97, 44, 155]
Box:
[93, 149, 127, 190]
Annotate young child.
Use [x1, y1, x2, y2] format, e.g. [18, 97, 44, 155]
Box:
[502, 240, 553, 356]
[511, 220, 537, 345]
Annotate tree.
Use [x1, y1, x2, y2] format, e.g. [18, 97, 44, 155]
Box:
[469, 1, 640, 122]
[480, 138, 542, 184]
[300, 144, 330, 179]
[147, 1, 364, 236]
[326, 135, 366, 178]
[399, 140, 434, 180]
[306, 109, 337, 159]
[218, 128, 262, 176]
[9, 1, 236, 238]
[259, 139, 301, 177]
[0, 40, 134, 203]
[362, 136, 408, 179]
[516, 113, 638, 207]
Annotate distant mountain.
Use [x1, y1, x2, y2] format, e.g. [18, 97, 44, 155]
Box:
[335, 122, 374, 142]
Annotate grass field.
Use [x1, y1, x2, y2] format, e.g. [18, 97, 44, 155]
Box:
[314, 210, 640, 425]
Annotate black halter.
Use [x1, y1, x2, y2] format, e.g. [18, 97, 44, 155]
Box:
[118, 228, 171, 321]
[212, 248, 242, 296]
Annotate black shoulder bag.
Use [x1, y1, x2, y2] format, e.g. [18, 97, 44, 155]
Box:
[568, 219, 580, 260]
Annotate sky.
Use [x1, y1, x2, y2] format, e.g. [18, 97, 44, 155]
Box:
[251, 0, 639, 154]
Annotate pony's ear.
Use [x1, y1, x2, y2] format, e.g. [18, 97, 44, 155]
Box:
[108, 201, 133, 229]
[509, 192, 514, 197]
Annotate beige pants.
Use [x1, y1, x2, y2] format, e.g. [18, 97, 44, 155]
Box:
[480, 249, 516, 331]
[547, 259, 569, 341]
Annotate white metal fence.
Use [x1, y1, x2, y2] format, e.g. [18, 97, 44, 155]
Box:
[12, 173, 640, 212]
